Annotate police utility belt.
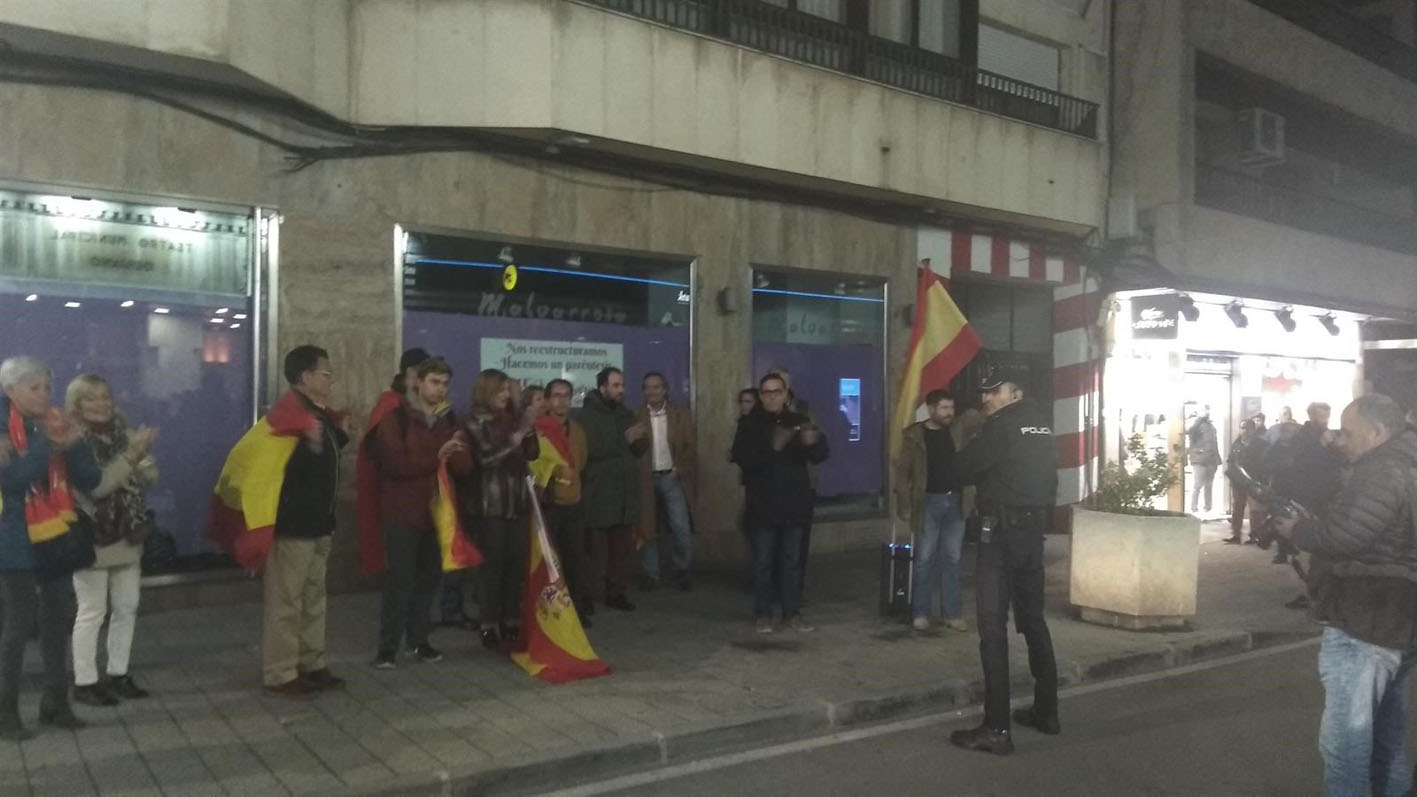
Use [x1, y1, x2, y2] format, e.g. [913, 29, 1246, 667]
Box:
[976, 504, 1048, 545]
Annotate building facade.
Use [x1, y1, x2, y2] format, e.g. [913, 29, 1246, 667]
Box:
[1107, 0, 1417, 514]
[0, 0, 1109, 601]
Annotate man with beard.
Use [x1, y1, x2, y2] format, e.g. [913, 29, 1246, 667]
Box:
[949, 373, 1059, 756]
[580, 368, 648, 613]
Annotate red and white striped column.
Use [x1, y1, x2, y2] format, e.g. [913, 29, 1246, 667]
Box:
[1052, 273, 1103, 506]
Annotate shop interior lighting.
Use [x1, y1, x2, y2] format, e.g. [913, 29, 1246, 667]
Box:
[497, 246, 515, 264]
[215, 307, 229, 315]
[754, 273, 771, 289]
[1275, 305, 1296, 332]
[1177, 293, 1199, 322]
[120, 300, 135, 308]
[152, 307, 170, 314]
[1225, 300, 1249, 328]
[834, 282, 847, 296]
[24, 294, 37, 302]
[564, 253, 582, 269]
[233, 313, 248, 320]
[208, 317, 224, 323]
[1320, 313, 1341, 336]
[64, 301, 81, 309]
[230, 323, 241, 329]
[412, 257, 689, 288]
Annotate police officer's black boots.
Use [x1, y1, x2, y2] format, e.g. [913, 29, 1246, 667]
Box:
[949, 724, 1014, 755]
[1012, 706, 1061, 735]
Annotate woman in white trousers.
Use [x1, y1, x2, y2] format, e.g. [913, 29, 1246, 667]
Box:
[65, 375, 157, 707]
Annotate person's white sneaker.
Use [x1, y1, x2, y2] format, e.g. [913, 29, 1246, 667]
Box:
[912, 616, 930, 631]
[755, 618, 775, 634]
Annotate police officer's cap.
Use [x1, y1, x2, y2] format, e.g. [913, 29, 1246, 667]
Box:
[978, 370, 1008, 392]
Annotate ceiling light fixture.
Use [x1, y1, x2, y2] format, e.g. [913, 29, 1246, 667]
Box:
[215, 307, 229, 315]
[64, 301, 81, 309]
[1177, 293, 1199, 322]
[24, 294, 37, 302]
[497, 246, 515, 264]
[234, 313, 248, 320]
[565, 253, 582, 269]
[1275, 305, 1296, 332]
[1225, 300, 1248, 328]
[230, 323, 241, 329]
[754, 273, 770, 289]
[120, 300, 135, 308]
[153, 307, 170, 314]
[1319, 313, 1341, 336]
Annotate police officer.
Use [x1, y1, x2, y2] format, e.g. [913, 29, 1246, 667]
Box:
[948, 373, 1060, 756]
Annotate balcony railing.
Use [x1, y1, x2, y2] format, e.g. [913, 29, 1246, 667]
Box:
[1195, 164, 1417, 255]
[1246, 0, 1417, 84]
[577, 0, 1099, 138]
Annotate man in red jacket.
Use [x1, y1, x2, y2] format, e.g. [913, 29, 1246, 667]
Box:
[369, 358, 465, 669]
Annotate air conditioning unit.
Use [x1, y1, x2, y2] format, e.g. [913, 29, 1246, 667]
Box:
[1237, 107, 1285, 167]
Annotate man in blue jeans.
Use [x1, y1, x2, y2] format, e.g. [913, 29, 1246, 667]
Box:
[893, 389, 968, 632]
[1274, 394, 1417, 797]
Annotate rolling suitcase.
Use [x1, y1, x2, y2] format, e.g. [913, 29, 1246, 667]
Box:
[879, 524, 914, 619]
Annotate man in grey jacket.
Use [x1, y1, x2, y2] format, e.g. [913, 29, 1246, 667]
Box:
[1275, 394, 1417, 797]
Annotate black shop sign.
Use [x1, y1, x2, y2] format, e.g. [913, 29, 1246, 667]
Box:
[1130, 294, 1179, 339]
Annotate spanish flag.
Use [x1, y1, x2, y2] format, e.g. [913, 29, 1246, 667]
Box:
[890, 265, 981, 459]
[528, 415, 572, 490]
[206, 391, 316, 573]
[355, 390, 405, 575]
[511, 475, 611, 684]
[431, 460, 481, 572]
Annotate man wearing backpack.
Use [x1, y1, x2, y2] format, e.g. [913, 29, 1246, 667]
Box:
[369, 358, 465, 669]
[1274, 394, 1417, 797]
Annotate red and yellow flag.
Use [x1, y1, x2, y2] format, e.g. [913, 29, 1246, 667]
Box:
[206, 391, 315, 573]
[432, 460, 482, 572]
[511, 476, 611, 684]
[355, 389, 405, 576]
[890, 265, 981, 459]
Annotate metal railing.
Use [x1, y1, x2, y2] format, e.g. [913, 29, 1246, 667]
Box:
[578, 0, 1099, 138]
[1194, 164, 1417, 255]
[1246, 0, 1417, 83]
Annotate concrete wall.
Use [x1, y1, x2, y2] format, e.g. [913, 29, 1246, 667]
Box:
[0, 80, 915, 587]
[0, 0, 1106, 233]
[1111, 0, 1417, 317]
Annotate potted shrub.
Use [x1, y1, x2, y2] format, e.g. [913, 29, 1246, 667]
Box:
[1069, 435, 1200, 630]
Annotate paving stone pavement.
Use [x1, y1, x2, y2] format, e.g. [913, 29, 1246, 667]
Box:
[5, 522, 1316, 795]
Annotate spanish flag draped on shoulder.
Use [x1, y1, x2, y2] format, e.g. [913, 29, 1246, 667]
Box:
[355, 390, 406, 576]
[511, 475, 611, 684]
[206, 390, 318, 573]
[890, 265, 982, 458]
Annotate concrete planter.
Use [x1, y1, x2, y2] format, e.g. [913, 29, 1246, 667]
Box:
[1069, 507, 1201, 630]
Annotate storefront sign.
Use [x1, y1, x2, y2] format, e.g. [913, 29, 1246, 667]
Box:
[480, 337, 623, 388]
[1130, 294, 1179, 339]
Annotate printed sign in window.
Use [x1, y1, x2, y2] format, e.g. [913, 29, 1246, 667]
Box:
[839, 377, 862, 442]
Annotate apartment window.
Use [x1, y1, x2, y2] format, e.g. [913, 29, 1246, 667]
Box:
[978, 22, 1059, 90]
[869, 0, 964, 57]
[761, 0, 847, 22]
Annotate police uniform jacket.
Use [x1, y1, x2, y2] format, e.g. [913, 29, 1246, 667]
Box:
[957, 399, 1057, 510]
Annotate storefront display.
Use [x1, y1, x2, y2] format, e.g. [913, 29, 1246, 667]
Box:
[0, 186, 262, 565]
[400, 230, 692, 408]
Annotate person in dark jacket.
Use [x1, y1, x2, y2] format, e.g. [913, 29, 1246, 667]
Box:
[579, 367, 648, 613]
[731, 372, 828, 634]
[1274, 395, 1417, 797]
[1224, 420, 1271, 545]
[0, 356, 103, 738]
[263, 346, 351, 698]
[1267, 402, 1341, 566]
[370, 358, 465, 669]
[451, 369, 539, 649]
[949, 374, 1059, 756]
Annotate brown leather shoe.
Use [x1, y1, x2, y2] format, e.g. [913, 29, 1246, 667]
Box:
[264, 677, 318, 699]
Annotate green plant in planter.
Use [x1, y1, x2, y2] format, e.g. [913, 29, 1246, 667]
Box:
[1095, 434, 1180, 515]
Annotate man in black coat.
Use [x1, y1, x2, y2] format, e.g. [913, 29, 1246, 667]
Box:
[731, 372, 828, 634]
[1275, 395, 1417, 796]
[1267, 402, 1341, 566]
[949, 373, 1059, 756]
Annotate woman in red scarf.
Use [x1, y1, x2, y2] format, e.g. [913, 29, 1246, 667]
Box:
[0, 357, 102, 739]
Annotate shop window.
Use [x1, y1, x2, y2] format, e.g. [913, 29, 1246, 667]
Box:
[750, 268, 887, 517]
[0, 188, 258, 570]
[400, 231, 692, 410]
[978, 22, 1059, 90]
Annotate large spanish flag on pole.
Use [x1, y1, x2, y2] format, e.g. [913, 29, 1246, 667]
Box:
[511, 476, 611, 684]
[890, 265, 982, 459]
[206, 391, 316, 573]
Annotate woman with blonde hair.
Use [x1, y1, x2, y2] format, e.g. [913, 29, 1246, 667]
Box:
[65, 374, 157, 707]
[449, 369, 538, 649]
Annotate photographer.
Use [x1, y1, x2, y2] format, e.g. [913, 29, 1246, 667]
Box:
[1273, 395, 1417, 797]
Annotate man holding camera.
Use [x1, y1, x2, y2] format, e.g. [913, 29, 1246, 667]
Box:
[1274, 395, 1417, 797]
[949, 373, 1059, 756]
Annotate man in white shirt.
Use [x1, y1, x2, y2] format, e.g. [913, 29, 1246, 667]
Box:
[634, 372, 697, 590]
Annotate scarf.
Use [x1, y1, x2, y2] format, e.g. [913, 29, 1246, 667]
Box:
[85, 415, 153, 547]
[8, 404, 77, 545]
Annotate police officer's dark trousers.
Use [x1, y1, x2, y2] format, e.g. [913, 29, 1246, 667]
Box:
[975, 507, 1058, 731]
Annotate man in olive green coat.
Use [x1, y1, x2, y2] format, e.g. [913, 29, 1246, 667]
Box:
[579, 367, 648, 611]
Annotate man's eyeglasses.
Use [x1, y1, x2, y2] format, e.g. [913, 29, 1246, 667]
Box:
[760, 388, 786, 396]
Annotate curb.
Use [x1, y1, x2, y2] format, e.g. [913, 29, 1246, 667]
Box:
[349, 627, 1319, 796]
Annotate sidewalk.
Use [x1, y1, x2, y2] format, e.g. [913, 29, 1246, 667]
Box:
[5, 523, 1317, 796]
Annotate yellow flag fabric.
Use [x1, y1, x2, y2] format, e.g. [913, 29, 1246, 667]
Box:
[207, 418, 300, 572]
[432, 461, 482, 572]
[890, 267, 982, 461]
